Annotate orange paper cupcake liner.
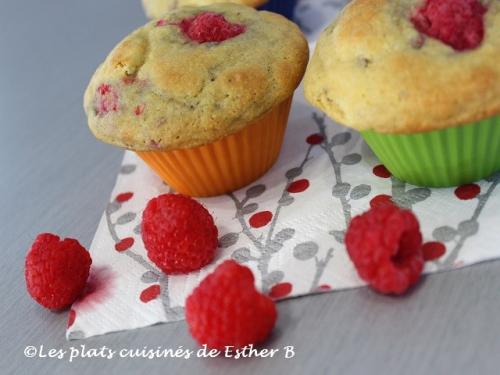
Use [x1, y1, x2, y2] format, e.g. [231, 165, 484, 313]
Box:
[136, 96, 293, 197]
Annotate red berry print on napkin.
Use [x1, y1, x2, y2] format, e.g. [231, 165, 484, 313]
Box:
[140, 285, 161, 303]
[115, 237, 134, 252]
[422, 241, 446, 261]
[316, 284, 331, 292]
[306, 133, 324, 145]
[67, 309, 76, 328]
[269, 282, 292, 299]
[249, 211, 273, 228]
[115, 192, 134, 203]
[76, 267, 114, 311]
[372, 164, 392, 178]
[287, 179, 310, 193]
[455, 183, 480, 200]
[370, 194, 394, 208]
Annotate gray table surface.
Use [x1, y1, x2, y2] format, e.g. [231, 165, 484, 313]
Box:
[1, 1, 500, 374]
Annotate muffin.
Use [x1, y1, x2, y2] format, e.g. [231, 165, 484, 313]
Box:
[142, 0, 268, 19]
[84, 4, 308, 196]
[304, 0, 500, 187]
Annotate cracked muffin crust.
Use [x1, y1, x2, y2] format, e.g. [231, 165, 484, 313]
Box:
[303, 0, 500, 134]
[142, 0, 268, 19]
[84, 4, 308, 151]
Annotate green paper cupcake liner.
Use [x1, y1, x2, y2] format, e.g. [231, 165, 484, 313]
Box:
[361, 116, 500, 187]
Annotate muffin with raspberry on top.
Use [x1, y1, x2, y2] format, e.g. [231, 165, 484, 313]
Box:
[84, 4, 308, 196]
[304, 0, 500, 187]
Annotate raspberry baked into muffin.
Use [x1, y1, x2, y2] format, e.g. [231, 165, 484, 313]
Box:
[142, 0, 268, 19]
[304, 0, 500, 187]
[84, 4, 308, 196]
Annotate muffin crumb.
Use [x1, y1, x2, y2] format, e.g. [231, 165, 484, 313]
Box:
[357, 56, 372, 68]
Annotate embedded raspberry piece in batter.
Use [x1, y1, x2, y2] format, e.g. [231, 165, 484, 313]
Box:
[411, 0, 487, 51]
[180, 12, 245, 43]
[345, 204, 424, 294]
[95, 83, 119, 116]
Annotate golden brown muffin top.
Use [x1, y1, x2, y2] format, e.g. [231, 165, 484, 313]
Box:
[84, 4, 308, 151]
[304, 0, 500, 134]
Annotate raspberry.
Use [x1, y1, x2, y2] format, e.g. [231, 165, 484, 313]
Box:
[180, 12, 245, 43]
[345, 205, 424, 294]
[411, 0, 487, 51]
[95, 83, 119, 116]
[186, 260, 277, 350]
[25, 233, 92, 309]
[141, 194, 218, 274]
[306, 133, 325, 145]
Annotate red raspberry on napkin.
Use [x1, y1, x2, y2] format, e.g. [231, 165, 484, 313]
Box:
[141, 194, 218, 274]
[186, 260, 277, 350]
[345, 205, 424, 294]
